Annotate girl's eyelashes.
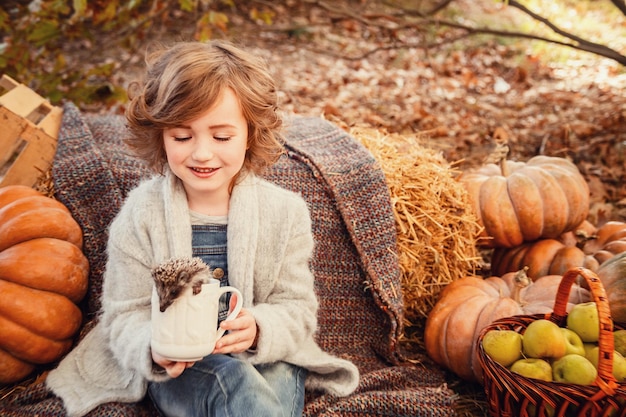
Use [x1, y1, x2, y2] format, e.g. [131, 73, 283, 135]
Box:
[166, 132, 232, 142]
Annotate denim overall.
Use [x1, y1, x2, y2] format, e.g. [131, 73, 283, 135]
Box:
[191, 222, 231, 324]
[148, 213, 306, 417]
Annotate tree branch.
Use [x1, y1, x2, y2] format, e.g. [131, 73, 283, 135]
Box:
[610, 0, 626, 16]
[260, 0, 626, 66]
[430, 22, 624, 65]
[304, 32, 473, 61]
[502, 0, 626, 65]
[426, 0, 455, 16]
[380, 0, 455, 17]
[311, 0, 626, 65]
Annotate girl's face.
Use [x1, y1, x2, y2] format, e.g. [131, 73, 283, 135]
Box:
[163, 87, 248, 215]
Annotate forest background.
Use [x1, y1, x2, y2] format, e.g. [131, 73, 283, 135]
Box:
[2, 0, 624, 221]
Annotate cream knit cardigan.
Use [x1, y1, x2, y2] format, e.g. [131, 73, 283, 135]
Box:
[46, 169, 359, 417]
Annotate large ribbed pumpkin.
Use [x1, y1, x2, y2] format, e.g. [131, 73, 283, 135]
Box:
[0, 185, 89, 384]
[424, 270, 590, 382]
[459, 155, 590, 248]
[491, 220, 626, 279]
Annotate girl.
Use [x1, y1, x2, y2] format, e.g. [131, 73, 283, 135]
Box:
[46, 40, 359, 417]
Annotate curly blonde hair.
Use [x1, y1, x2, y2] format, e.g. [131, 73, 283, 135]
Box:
[125, 40, 283, 176]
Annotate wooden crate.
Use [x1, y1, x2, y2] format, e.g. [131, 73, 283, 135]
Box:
[0, 74, 63, 188]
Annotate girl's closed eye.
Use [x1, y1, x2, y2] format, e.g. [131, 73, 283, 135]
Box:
[214, 136, 231, 142]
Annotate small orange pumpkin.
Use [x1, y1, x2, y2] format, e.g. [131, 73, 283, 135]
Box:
[460, 155, 589, 248]
[424, 269, 590, 382]
[0, 185, 89, 384]
[581, 221, 626, 264]
[491, 220, 626, 279]
[491, 239, 598, 279]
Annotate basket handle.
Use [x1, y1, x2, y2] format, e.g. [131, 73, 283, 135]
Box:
[551, 267, 617, 396]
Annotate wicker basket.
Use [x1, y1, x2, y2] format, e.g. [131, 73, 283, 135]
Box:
[477, 267, 626, 417]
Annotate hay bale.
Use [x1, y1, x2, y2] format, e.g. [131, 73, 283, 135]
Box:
[348, 125, 482, 325]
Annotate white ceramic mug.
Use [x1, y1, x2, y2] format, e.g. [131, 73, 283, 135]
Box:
[151, 278, 243, 361]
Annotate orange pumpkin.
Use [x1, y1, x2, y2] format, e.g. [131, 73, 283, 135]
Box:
[491, 239, 598, 279]
[0, 185, 89, 384]
[491, 220, 626, 279]
[582, 221, 626, 264]
[460, 155, 589, 248]
[424, 269, 590, 382]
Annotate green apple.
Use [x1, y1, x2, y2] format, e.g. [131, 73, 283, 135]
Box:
[522, 319, 567, 359]
[585, 345, 626, 382]
[552, 354, 597, 385]
[481, 329, 523, 367]
[566, 302, 599, 343]
[583, 343, 598, 367]
[561, 328, 586, 356]
[614, 330, 626, 357]
[509, 358, 553, 382]
[613, 351, 626, 382]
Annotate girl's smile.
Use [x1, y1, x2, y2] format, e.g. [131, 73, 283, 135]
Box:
[190, 167, 219, 177]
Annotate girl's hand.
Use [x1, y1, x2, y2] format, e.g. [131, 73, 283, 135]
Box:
[213, 307, 258, 354]
[152, 351, 195, 378]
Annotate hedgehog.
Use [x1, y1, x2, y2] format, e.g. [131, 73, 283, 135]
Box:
[151, 257, 211, 312]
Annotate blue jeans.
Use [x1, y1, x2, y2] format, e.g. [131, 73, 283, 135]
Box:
[148, 355, 307, 417]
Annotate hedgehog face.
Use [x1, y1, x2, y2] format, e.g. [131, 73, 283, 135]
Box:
[151, 257, 210, 312]
[156, 272, 190, 312]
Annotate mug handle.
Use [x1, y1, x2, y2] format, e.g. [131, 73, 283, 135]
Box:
[215, 287, 243, 339]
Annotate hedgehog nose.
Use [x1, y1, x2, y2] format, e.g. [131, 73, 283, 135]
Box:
[160, 300, 170, 312]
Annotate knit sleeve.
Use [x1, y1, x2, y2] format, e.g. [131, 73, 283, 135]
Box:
[99, 185, 170, 382]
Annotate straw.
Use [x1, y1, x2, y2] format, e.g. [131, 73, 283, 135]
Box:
[347, 123, 482, 324]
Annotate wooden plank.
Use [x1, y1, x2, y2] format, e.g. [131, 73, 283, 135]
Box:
[0, 84, 43, 118]
[37, 105, 63, 138]
[0, 74, 18, 91]
[0, 108, 29, 162]
[0, 124, 57, 187]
